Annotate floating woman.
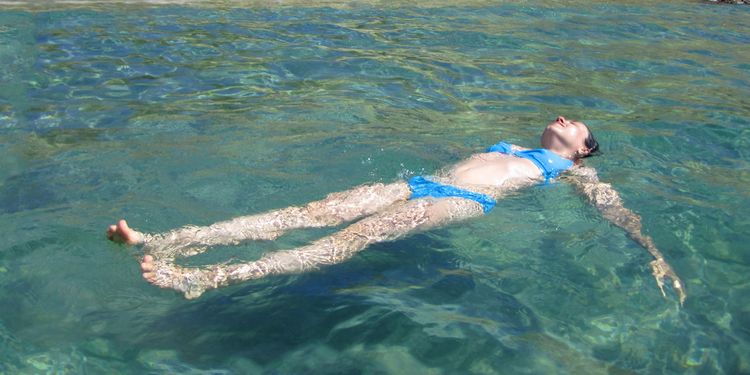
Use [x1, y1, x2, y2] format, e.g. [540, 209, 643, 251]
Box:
[107, 116, 685, 304]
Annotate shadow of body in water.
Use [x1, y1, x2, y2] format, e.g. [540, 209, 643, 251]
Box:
[129, 232, 547, 372]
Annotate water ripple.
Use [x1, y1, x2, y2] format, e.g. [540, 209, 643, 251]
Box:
[1, 2, 749, 374]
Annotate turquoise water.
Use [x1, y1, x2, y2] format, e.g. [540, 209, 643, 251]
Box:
[1, 1, 749, 373]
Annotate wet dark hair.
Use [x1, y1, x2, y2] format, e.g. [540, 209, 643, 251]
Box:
[580, 127, 600, 158]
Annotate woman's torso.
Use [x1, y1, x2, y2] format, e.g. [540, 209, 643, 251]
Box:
[436, 151, 544, 196]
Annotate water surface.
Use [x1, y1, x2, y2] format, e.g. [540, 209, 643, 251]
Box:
[1, 1, 749, 373]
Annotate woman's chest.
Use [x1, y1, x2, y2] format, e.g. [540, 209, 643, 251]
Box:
[449, 153, 541, 186]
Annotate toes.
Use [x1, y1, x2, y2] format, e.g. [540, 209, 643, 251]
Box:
[118, 219, 130, 232]
[140, 255, 155, 272]
[140, 255, 156, 282]
[142, 271, 156, 283]
[141, 255, 156, 283]
[140, 261, 154, 272]
[107, 225, 118, 240]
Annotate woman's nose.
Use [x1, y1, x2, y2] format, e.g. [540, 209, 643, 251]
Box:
[556, 116, 566, 123]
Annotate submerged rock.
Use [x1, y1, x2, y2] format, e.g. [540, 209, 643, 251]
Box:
[81, 338, 124, 361]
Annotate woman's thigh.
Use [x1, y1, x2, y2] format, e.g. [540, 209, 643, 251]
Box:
[303, 181, 412, 225]
[336, 196, 485, 245]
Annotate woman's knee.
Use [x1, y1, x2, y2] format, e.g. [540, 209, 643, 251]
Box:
[304, 182, 409, 224]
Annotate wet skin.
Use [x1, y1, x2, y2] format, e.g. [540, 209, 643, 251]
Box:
[107, 117, 685, 304]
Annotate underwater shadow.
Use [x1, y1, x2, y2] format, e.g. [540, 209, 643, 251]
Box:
[131, 231, 544, 371]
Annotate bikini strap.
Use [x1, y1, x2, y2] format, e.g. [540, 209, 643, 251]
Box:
[486, 141, 573, 183]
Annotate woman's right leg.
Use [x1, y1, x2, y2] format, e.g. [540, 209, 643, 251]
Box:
[141, 196, 485, 299]
[108, 182, 412, 259]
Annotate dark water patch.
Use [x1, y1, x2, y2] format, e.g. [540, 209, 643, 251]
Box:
[0, 169, 62, 214]
[413, 273, 476, 301]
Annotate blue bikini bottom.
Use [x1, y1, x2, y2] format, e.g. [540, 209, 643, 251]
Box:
[407, 176, 496, 213]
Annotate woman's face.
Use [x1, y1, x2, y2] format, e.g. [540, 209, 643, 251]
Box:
[541, 116, 590, 157]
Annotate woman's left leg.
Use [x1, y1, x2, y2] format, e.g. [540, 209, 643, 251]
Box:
[109, 182, 412, 260]
[141, 197, 484, 299]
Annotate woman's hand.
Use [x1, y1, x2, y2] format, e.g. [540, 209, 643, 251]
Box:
[649, 257, 687, 306]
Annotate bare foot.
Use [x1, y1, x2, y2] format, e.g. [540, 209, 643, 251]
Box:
[106, 219, 144, 245]
[140, 255, 213, 299]
[141, 255, 157, 281]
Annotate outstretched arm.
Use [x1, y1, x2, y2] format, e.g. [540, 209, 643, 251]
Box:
[567, 166, 686, 305]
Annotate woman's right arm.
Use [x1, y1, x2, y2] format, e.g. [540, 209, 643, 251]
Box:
[567, 166, 686, 305]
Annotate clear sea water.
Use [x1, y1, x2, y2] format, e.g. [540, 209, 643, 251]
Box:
[1, 1, 749, 373]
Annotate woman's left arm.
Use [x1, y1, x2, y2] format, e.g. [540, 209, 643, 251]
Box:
[567, 166, 686, 305]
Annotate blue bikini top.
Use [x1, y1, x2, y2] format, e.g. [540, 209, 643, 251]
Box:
[487, 141, 573, 182]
